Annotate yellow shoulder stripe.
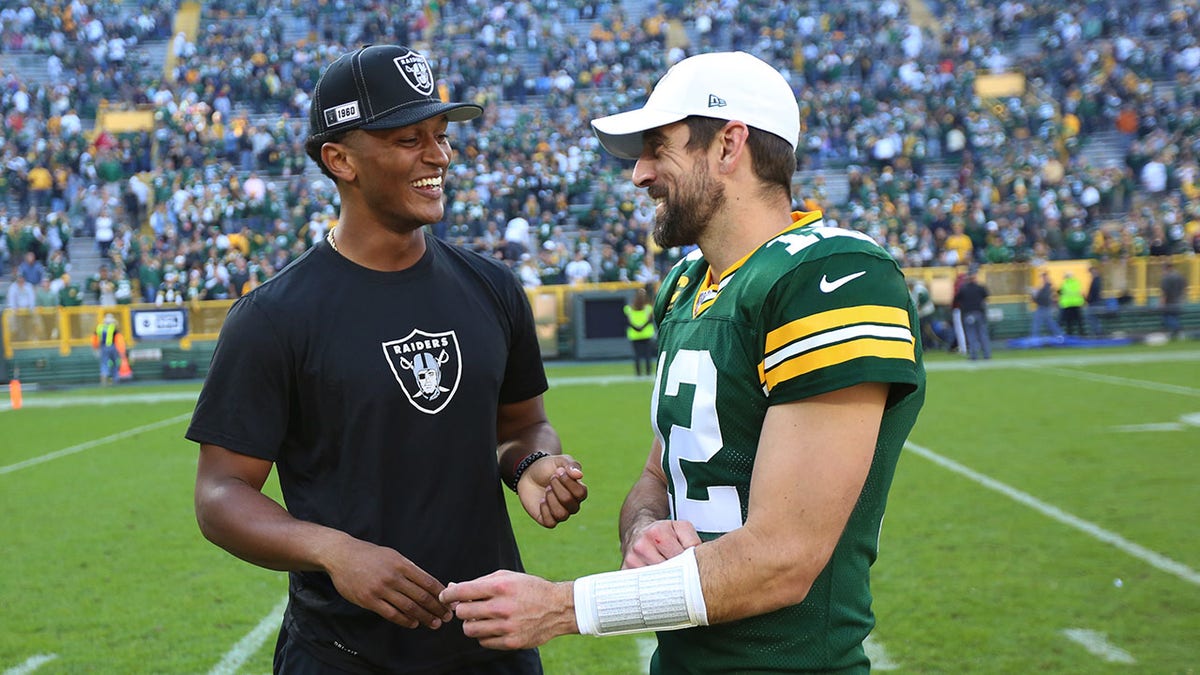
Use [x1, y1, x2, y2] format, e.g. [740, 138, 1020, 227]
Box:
[765, 305, 911, 353]
[760, 338, 915, 390]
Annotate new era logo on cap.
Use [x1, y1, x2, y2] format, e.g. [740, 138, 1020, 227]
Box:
[590, 51, 801, 161]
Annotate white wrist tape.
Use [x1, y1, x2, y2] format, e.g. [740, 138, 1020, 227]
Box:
[574, 546, 709, 636]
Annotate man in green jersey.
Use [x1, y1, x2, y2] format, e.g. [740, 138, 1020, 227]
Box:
[442, 51, 926, 673]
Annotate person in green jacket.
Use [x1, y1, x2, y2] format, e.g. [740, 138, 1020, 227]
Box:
[58, 274, 83, 307]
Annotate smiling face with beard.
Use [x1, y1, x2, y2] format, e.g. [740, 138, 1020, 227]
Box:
[650, 152, 727, 249]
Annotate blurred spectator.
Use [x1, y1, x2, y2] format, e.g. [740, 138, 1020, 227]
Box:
[1030, 270, 1064, 339]
[1058, 271, 1086, 336]
[6, 273, 35, 310]
[17, 250, 45, 284]
[1160, 261, 1187, 339]
[1086, 263, 1105, 336]
[953, 267, 991, 360]
[564, 247, 594, 285]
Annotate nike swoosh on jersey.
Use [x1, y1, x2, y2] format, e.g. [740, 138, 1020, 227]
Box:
[819, 271, 867, 293]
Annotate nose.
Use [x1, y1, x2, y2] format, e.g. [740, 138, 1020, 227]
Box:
[424, 136, 450, 167]
[631, 156, 655, 188]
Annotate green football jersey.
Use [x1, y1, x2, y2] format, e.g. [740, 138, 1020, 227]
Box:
[648, 213, 925, 674]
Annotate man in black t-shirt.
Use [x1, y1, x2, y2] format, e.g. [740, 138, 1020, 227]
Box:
[187, 45, 587, 675]
[953, 267, 992, 360]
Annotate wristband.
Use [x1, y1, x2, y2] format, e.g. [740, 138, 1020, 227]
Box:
[505, 450, 549, 492]
[574, 546, 708, 637]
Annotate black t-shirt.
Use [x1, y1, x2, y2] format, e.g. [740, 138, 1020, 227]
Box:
[186, 232, 547, 673]
[954, 280, 989, 314]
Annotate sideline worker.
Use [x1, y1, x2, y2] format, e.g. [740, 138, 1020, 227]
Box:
[92, 313, 121, 386]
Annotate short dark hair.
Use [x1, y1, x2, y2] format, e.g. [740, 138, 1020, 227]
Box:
[684, 116, 796, 198]
[304, 130, 353, 181]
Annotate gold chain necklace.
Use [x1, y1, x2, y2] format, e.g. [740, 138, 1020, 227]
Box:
[326, 229, 339, 253]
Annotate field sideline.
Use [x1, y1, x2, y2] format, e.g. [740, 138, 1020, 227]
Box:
[2, 343, 1198, 673]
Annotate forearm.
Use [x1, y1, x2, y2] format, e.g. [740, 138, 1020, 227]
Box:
[691, 386, 885, 623]
[618, 470, 670, 553]
[195, 476, 350, 573]
[692, 524, 825, 624]
[496, 420, 562, 481]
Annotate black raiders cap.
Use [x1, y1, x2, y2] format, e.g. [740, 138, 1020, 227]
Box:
[308, 44, 482, 138]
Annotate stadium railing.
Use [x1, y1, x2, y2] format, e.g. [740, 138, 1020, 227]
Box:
[2, 259, 1195, 383]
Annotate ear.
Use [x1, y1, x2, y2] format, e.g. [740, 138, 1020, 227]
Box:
[715, 121, 750, 175]
[321, 137, 357, 182]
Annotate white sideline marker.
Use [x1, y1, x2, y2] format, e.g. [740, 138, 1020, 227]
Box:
[905, 442, 1200, 587]
[0, 413, 193, 476]
[863, 634, 900, 670]
[1062, 628, 1136, 664]
[208, 596, 287, 675]
[1111, 422, 1186, 432]
[0, 390, 200, 412]
[637, 635, 656, 674]
[2, 654, 58, 675]
[1037, 367, 1200, 397]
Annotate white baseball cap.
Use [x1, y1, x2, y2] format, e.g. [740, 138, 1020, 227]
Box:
[591, 51, 800, 160]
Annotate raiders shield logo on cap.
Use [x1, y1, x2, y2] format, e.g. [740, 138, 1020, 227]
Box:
[394, 49, 435, 97]
[382, 328, 462, 414]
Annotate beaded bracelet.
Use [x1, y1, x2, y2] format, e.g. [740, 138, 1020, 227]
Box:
[505, 450, 550, 492]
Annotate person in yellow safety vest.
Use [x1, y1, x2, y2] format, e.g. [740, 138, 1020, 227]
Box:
[1058, 272, 1086, 336]
[92, 313, 121, 386]
[624, 286, 656, 376]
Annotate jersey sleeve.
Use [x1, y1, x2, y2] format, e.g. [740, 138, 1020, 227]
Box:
[185, 294, 292, 460]
[498, 270, 549, 404]
[758, 250, 920, 406]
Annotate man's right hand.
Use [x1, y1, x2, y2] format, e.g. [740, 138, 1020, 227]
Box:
[325, 537, 453, 629]
[621, 519, 701, 569]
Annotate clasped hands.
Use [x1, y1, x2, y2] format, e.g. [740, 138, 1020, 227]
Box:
[330, 454, 588, 633]
[438, 518, 702, 649]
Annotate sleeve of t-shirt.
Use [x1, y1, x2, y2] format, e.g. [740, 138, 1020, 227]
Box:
[758, 251, 921, 407]
[498, 271, 549, 405]
[185, 294, 292, 461]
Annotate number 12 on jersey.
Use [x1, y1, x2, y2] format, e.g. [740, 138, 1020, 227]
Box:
[651, 349, 744, 534]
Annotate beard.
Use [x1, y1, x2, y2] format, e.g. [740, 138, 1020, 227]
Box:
[651, 161, 726, 249]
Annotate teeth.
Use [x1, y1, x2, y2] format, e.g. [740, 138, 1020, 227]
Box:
[412, 177, 442, 188]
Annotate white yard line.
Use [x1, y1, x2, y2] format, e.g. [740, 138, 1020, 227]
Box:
[1, 654, 58, 675]
[636, 635, 657, 674]
[1, 349, 1196, 413]
[0, 413, 193, 476]
[1111, 422, 1186, 432]
[1061, 628, 1136, 664]
[863, 634, 900, 670]
[0, 391, 199, 411]
[1036, 367, 1200, 397]
[208, 596, 287, 675]
[550, 374, 652, 387]
[923, 349, 1200, 372]
[905, 442, 1200, 586]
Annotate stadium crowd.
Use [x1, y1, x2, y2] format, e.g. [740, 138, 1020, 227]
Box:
[2, 0, 1199, 310]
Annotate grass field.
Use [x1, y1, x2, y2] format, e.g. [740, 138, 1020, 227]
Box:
[2, 342, 1199, 674]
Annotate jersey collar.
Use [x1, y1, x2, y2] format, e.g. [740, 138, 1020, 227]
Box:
[691, 210, 823, 318]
